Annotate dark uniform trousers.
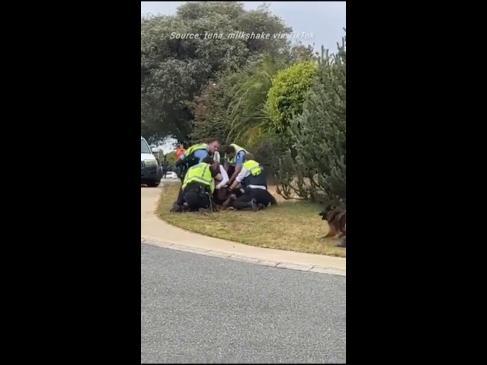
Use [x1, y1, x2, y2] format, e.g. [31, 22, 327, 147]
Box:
[176, 182, 211, 211]
[233, 187, 276, 209]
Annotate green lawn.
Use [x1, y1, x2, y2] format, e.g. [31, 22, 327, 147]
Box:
[157, 182, 346, 257]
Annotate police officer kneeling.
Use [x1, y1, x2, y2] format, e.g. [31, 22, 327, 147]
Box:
[175, 139, 220, 181]
[227, 159, 277, 210]
[171, 157, 218, 212]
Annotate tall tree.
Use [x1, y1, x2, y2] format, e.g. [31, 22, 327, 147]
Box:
[141, 1, 291, 142]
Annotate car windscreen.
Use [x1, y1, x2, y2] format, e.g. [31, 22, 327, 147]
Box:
[141, 139, 151, 154]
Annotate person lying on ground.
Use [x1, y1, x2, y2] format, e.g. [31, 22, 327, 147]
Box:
[227, 159, 277, 211]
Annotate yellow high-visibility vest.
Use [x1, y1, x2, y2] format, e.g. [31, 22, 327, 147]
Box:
[182, 162, 215, 192]
[243, 160, 262, 176]
[185, 143, 208, 157]
[228, 143, 249, 165]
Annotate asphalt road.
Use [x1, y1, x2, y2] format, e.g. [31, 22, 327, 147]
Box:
[141, 244, 346, 363]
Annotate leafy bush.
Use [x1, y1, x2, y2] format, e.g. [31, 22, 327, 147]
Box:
[275, 41, 346, 207]
[265, 61, 318, 132]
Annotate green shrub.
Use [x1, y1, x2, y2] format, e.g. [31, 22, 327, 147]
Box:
[290, 85, 345, 204]
[265, 61, 318, 132]
[272, 40, 346, 207]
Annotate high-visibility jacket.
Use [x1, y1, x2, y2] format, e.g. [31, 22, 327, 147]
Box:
[185, 143, 208, 157]
[182, 162, 215, 193]
[227, 143, 248, 165]
[242, 160, 266, 187]
[178, 143, 209, 177]
[243, 160, 262, 176]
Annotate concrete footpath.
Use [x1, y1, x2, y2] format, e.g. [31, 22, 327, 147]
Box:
[141, 182, 346, 276]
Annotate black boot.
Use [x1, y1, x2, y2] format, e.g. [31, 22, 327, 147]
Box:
[234, 198, 258, 211]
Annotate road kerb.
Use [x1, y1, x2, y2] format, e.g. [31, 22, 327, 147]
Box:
[227, 255, 261, 264]
[256, 260, 280, 267]
[142, 236, 345, 276]
[276, 262, 314, 272]
[309, 266, 347, 276]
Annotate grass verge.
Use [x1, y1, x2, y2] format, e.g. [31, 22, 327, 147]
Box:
[156, 182, 345, 257]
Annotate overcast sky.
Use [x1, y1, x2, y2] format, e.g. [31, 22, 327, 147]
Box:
[141, 1, 346, 53]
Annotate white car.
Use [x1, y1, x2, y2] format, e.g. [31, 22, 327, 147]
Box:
[141, 137, 162, 187]
[164, 171, 178, 179]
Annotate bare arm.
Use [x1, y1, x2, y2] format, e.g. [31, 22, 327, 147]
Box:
[229, 166, 248, 190]
[228, 164, 242, 185]
[228, 150, 248, 184]
[229, 179, 240, 191]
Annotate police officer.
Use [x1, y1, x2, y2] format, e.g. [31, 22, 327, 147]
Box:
[223, 143, 249, 185]
[176, 139, 221, 181]
[227, 159, 277, 210]
[171, 157, 219, 212]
